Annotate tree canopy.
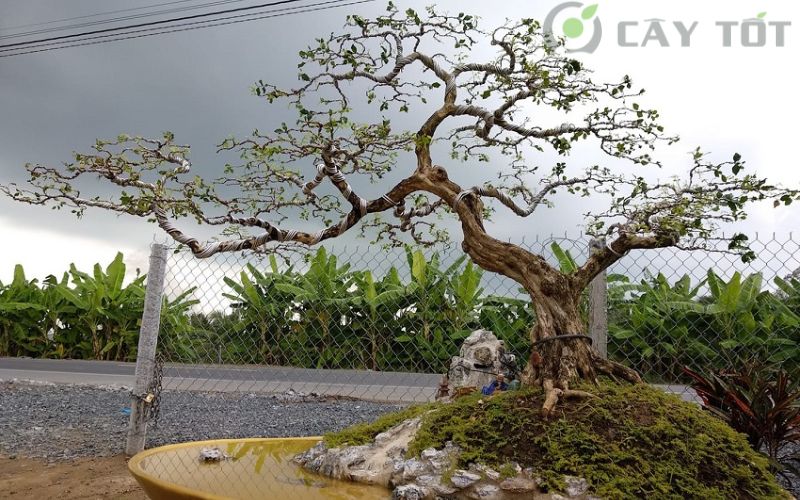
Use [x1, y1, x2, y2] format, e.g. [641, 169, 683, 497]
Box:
[3, 4, 797, 287]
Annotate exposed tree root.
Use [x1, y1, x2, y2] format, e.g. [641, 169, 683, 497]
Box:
[591, 354, 642, 384]
[534, 350, 642, 416]
[520, 328, 642, 414]
[541, 379, 599, 417]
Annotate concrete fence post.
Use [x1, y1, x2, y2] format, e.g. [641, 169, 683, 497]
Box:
[588, 238, 608, 359]
[125, 243, 168, 457]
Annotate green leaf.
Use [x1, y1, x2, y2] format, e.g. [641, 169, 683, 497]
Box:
[550, 242, 577, 274]
[105, 252, 125, 294]
[55, 286, 88, 309]
[581, 4, 598, 20]
[719, 272, 742, 313]
[0, 302, 46, 312]
[363, 271, 377, 303]
[757, 11, 766, 18]
[707, 270, 723, 300]
[12, 264, 27, 287]
[737, 273, 762, 309]
[274, 283, 311, 298]
[410, 250, 427, 287]
[610, 329, 638, 340]
[100, 340, 117, 355]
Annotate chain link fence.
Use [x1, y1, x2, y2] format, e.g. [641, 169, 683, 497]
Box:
[148, 233, 800, 399]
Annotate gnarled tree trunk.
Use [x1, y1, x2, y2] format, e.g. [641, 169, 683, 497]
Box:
[522, 293, 594, 387]
[436, 177, 641, 412]
[514, 274, 641, 413]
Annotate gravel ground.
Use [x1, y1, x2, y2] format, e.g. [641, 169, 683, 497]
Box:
[0, 380, 404, 460]
[1, 380, 797, 497]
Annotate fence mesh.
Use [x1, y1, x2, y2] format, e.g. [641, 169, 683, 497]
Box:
[140, 233, 800, 497]
[155, 233, 800, 396]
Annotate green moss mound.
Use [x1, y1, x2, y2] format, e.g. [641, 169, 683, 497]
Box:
[325, 383, 787, 499]
[323, 402, 438, 448]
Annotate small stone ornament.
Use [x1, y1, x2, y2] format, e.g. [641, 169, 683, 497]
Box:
[199, 447, 230, 462]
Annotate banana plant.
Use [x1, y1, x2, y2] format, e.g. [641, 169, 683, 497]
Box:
[393, 327, 457, 373]
[709, 271, 798, 365]
[478, 295, 534, 360]
[0, 265, 47, 356]
[274, 248, 358, 368]
[776, 275, 800, 306]
[223, 256, 297, 365]
[609, 272, 714, 381]
[56, 253, 147, 360]
[351, 268, 410, 370]
[35, 273, 75, 359]
[158, 288, 201, 362]
[403, 247, 465, 341]
[447, 259, 484, 336]
[610, 270, 800, 382]
[550, 241, 578, 274]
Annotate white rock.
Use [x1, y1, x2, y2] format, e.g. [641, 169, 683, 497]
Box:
[469, 463, 501, 481]
[414, 475, 441, 488]
[420, 448, 438, 460]
[392, 484, 429, 500]
[469, 483, 503, 499]
[450, 469, 482, 489]
[198, 447, 229, 462]
[433, 482, 458, 495]
[564, 476, 589, 497]
[349, 469, 381, 484]
[401, 458, 429, 480]
[296, 417, 425, 487]
[419, 445, 459, 473]
[447, 330, 517, 396]
[499, 476, 537, 493]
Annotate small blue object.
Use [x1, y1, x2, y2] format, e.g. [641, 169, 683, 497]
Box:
[481, 380, 509, 396]
[121, 407, 131, 415]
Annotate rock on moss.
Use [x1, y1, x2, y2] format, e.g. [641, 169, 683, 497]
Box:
[320, 381, 789, 499]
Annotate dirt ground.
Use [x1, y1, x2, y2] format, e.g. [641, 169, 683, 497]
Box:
[0, 455, 147, 500]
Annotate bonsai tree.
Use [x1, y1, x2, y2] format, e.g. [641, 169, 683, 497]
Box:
[3, 4, 797, 413]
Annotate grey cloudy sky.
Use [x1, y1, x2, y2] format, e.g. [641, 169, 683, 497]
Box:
[1, 0, 798, 282]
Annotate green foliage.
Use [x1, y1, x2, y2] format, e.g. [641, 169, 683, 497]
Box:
[399, 383, 785, 499]
[1, 248, 532, 369]
[609, 270, 800, 382]
[0, 265, 49, 357]
[220, 246, 532, 372]
[7, 248, 798, 388]
[0, 254, 196, 361]
[550, 242, 578, 274]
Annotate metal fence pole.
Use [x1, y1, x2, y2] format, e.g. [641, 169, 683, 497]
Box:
[125, 243, 168, 457]
[588, 238, 608, 359]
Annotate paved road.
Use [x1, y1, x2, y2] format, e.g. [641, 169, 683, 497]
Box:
[0, 357, 696, 403]
[0, 357, 442, 402]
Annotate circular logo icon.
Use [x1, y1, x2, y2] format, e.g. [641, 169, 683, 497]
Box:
[544, 2, 602, 54]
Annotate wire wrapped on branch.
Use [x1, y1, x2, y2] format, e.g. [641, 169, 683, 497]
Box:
[153, 159, 418, 258]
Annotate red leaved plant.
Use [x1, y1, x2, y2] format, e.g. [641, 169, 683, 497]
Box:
[683, 363, 800, 461]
